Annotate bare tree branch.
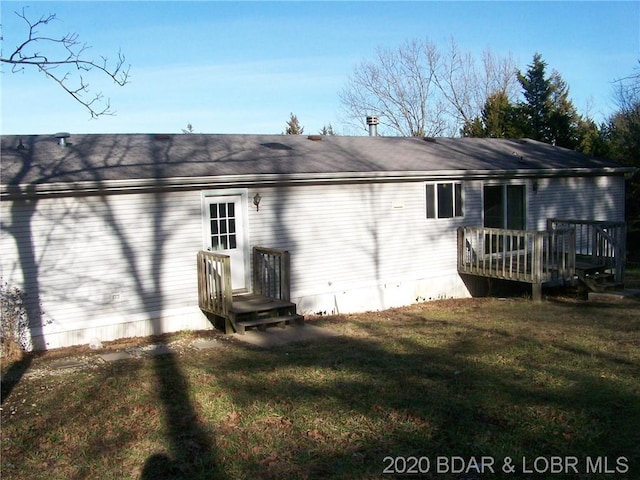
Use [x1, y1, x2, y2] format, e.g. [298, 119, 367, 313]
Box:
[1, 8, 130, 118]
[339, 37, 518, 137]
[612, 59, 640, 113]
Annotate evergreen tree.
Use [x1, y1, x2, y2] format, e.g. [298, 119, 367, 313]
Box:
[461, 117, 485, 137]
[517, 53, 553, 142]
[319, 123, 337, 135]
[461, 91, 523, 138]
[547, 72, 580, 148]
[284, 113, 304, 135]
[575, 117, 607, 157]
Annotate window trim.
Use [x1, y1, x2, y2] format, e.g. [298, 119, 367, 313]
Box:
[425, 181, 464, 219]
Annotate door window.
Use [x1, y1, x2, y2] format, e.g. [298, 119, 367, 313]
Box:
[209, 202, 237, 251]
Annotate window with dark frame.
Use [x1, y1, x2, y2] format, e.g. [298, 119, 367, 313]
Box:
[426, 182, 463, 219]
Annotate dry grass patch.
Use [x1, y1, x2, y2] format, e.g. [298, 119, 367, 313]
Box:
[2, 297, 639, 479]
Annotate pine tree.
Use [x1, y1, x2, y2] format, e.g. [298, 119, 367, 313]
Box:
[517, 53, 553, 142]
[284, 113, 304, 135]
[320, 123, 337, 135]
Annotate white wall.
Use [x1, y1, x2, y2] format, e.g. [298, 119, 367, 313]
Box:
[0, 173, 627, 349]
[0, 191, 212, 349]
[246, 181, 471, 315]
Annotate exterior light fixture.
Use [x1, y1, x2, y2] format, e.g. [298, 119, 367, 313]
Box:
[532, 180, 539, 193]
[253, 192, 262, 211]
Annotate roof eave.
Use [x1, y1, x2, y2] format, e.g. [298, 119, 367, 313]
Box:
[1, 166, 635, 199]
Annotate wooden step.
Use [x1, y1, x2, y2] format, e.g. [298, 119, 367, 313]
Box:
[235, 314, 304, 334]
[230, 294, 295, 314]
[579, 271, 624, 293]
[227, 293, 304, 334]
[575, 261, 606, 274]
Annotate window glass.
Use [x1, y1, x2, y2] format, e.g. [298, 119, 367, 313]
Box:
[455, 183, 463, 217]
[209, 201, 238, 250]
[483, 185, 504, 228]
[426, 182, 463, 219]
[483, 184, 526, 230]
[437, 183, 454, 218]
[426, 184, 436, 218]
[507, 185, 526, 230]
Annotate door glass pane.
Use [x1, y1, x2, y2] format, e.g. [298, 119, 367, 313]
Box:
[507, 185, 525, 230]
[484, 186, 503, 228]
[208, 200, 239, 251]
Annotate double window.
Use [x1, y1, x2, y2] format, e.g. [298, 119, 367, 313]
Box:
[426, 182, 463, 219]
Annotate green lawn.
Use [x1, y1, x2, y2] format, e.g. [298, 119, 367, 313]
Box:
[2, 297, 639, 479]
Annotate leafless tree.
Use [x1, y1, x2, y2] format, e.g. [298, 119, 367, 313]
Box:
[340, 37, 518, 137]
[1, 8, 130, 118]
[613, 59, 640, 112]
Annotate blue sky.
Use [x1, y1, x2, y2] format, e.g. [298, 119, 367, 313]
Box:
[1, 1, 639, 135]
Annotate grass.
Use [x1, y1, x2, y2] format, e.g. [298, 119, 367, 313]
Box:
[2, 297, 639, 479]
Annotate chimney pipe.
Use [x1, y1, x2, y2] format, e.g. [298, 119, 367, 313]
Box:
[366, 115, 379, 137]
[55, 132, 71, 147]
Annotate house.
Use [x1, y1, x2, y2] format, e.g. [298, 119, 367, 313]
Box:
[0, 133, 634, 350]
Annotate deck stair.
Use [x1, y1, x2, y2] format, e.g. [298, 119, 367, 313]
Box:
[197, 247, 304, 335]
[575, 259, 624, 293]
[229, 293, 304, 334]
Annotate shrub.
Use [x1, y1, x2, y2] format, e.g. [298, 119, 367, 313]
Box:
[1, 282, 31, 361]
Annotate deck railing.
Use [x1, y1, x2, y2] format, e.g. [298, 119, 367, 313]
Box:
[253, 246, 291, 301]
[197, 250, 233, 318]
[457, 226, 576, 285]
[547, 219, 626, 283]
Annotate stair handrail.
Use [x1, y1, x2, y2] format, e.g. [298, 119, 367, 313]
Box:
[197, 250, 233, 318]
[253, 246, 291, 301]
[594, 225, 626, 283]
[547, 218, 626, 284]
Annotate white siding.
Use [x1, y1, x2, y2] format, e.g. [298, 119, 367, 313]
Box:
[0, 173, 627, 349]
[246, 182, 471, 315]
[0, 191, 212, 349]
[464, 176, 625, 231]
[527, 176, 625, 229]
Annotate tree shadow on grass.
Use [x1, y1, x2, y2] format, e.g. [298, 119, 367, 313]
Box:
[200, 317, 640, 479]
[140, 351, 226, 480]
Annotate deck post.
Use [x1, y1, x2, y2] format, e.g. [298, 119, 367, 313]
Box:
[532, 283, 542, 302]
[532, 232, 544, 301]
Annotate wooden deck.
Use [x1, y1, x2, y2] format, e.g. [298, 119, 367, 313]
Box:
[458, 219, 627, 300]
[197, 247, 304, 334]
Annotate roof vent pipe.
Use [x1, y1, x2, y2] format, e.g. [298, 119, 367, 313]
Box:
[366, 115, 379, 137]
[54, 132, 71, 147]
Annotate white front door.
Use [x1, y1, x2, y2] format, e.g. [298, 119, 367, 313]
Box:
[203, 194, 248, 291]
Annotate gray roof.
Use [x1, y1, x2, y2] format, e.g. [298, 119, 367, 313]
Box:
[0, 133, 631, 197]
